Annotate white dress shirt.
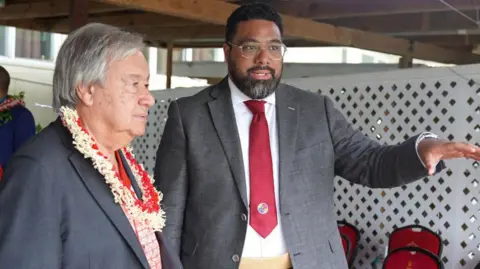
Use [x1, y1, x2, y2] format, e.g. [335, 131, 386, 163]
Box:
[228, 78, 288, 258]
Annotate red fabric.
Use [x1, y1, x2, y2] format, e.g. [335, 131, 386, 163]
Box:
[116, 152, 132, 188]
[341, 234, 349, 255]
[383, 248, 441, 269]
[245, 100, 277, 238]
[116, 152, 162, 269]
[389, 226, 441, 256]
[0, 165, 3, 181]
[338, 222, 359, 263]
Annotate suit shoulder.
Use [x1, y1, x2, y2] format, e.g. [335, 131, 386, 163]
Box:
[175, 84, 215, 107]
[281, 83, 328, 105]
[11, 121, 71, 165]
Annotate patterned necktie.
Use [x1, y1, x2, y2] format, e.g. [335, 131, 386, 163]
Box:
[244, 100, 278, 238]
[116, 152, 162, 269]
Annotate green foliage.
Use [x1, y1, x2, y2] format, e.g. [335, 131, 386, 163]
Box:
[0, 91, 26, 126]
[36, 124, 43, 133]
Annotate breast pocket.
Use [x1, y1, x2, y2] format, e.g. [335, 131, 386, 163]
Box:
[293, 140, 333, 171]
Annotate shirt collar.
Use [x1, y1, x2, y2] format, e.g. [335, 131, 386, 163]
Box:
[228, 76, 276, 107]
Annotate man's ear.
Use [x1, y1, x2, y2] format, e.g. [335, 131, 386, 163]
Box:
[223, 43, 230, 63]
[76, 84, 96, 107]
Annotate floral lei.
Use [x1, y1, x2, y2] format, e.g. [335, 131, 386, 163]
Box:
[59, 106, 165, 232]
[0, 95, 25, 125]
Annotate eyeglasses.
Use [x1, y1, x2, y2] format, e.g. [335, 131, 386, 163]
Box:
[228, 42, 287, 60]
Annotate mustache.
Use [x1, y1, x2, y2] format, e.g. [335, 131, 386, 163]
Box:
[247, 66, 275, 76]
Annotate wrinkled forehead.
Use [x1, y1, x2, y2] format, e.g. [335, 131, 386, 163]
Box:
[107, 51, 149, 80]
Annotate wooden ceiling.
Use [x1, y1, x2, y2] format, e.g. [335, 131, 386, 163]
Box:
[2, 0, 480, 64]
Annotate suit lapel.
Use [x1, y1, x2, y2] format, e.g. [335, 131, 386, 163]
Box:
[207, 78, 248, 208]
[276, 84, 298, 207]
[68, 152, 150, 269]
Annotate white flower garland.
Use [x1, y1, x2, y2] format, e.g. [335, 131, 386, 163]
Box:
[59, 106, 165, 232]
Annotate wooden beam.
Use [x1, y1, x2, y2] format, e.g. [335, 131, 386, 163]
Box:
[420, 12, 431, 32]
[0, 18, 70, 33]
[0, 1, 127, 20]
[69, 0, 88, 31]
[137, 25, 225, 41]
[319, 10, 480, 34]
[6, 0, 49, 3]
[403, 34, 480, 46]
[0, 14, 204, 34]
[91, 0, 480, 64]
[153, 38, 334, 48]
[272, 0, 480, 19]
[53, 12, 200, 29]
[0, 18, 224, 40]
[85, 13, 199, 28]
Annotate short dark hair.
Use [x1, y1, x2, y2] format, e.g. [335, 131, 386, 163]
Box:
[225, 3, 283, 43]
[0, 65, 10, 94]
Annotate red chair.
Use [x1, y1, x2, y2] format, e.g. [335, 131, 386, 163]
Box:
[388, 225, 442, 257]
[383, 246, 443, 269]
[337, 220, 360, 267]
[340, 233, 350, 256]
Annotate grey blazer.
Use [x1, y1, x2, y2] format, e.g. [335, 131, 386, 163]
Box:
[154, 78, 445, 269]
[0, 119, 183, 269]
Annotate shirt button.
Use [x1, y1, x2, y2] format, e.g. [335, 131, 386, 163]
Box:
[241, 213, 247, 222]
[232, 254, 240, 262]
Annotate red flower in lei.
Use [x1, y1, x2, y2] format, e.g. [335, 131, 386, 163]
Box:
[0, 96, 25, 113]
[73, 117, 160, 214]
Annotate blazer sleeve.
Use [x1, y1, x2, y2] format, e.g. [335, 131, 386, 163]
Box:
[154, 100, 188, 255]
[323, 96, 445, 188]
[0, 156, 62, 268]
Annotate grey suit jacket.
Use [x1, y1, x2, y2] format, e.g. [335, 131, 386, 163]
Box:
[154, 78, 445, 269]
[0, 119, 183, 269]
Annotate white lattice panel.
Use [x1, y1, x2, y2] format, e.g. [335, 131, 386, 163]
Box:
[132, 64, 479, 269]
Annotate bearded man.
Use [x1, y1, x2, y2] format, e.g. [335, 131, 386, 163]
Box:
[153, 3, 480, 269]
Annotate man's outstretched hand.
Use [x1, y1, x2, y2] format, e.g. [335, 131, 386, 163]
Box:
[418, 139, 480, 175]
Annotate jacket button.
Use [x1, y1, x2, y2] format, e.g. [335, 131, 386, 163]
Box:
[241, 213, 247, 222]
[232, 254, 240, 262]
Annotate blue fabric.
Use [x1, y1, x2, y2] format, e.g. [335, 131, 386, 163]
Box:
[0, 105, 36, 167]
[0, 96, 7, 104]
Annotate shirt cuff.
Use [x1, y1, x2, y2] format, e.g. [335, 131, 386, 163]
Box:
[415, 132, 439, 168]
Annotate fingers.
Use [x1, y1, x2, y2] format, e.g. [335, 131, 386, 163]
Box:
[457, 142, 480, 160]
[464, 152, 480, 161]
[441, 142, 478, 159]
[449, 142, 476, 152]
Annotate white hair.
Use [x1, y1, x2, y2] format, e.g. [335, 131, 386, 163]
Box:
[52, 23, 145, 111]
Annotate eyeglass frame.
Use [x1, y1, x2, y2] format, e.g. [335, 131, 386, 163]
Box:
[227, 41, 287, 60]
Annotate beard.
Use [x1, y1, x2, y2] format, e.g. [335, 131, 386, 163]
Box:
[228, 56, 282, 100]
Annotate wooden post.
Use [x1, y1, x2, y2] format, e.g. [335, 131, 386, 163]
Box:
[166, 42, 173, 89]
[69, 0, 89, 31]
[398, 55, 413, 68]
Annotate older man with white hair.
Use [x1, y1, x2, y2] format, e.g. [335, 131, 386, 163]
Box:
[0, 23, 182, 269]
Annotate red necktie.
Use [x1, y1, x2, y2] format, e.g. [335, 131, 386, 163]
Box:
[244, 100, 278, 238]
